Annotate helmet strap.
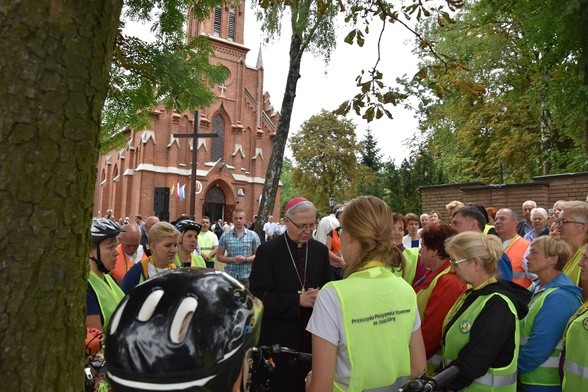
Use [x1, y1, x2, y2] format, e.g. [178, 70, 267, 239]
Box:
[90, 245, 111, 274]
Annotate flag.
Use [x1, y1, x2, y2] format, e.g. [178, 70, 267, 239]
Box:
[179, 184, 186, 201]
[176, 182, 181, 199]
[170, 182, 175, 195]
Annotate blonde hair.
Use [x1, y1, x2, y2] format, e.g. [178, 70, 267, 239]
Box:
[445, 231, 502, 275]
[148, 222, 180, 246]
[341, 196, 404, 277]
[531, 236, 572, 271]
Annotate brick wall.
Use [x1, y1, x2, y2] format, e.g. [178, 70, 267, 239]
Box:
[421, 172, 588, 222]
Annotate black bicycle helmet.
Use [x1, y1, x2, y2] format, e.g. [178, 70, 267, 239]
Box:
[105, 269, 263, 391]
[91, 218, 124, 243]
[175, 220, 202, 236]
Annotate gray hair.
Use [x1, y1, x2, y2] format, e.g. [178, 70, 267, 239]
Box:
[285, 200, 316, 218]
[530, 207, 548, 220]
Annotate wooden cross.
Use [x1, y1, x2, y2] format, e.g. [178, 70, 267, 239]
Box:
[218, 83, 227, 95]
[173, 111, 218, 218]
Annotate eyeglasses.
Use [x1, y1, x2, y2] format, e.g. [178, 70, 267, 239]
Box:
[287, 218, 316, 232]
[555, 218, 586, 226]
[450, 258, 468, 267]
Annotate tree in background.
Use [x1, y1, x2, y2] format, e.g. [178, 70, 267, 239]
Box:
[252, 0, 338, 236]
[401, 0, 587, 183]
[278, 157, 300, 214]
[357, 128, 384, 198]
[290, 110, 361, 216]
[380, 148, 446, 214]
[0, 0, 224, 389]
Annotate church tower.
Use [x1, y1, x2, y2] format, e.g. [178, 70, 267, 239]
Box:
[93, 3, 280, 224]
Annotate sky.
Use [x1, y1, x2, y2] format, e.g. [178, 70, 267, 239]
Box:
[125, 1, 422, 164]
[240, 3, 421, 164]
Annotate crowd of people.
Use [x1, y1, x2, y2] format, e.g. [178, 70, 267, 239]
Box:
[86, 196, 588, 392]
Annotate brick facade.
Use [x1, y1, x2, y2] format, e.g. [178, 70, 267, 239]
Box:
[421, 172, 588, 222]
[94, 4, 281, 223]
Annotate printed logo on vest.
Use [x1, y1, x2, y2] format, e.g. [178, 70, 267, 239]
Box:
[583, 317, 588, 331]
[459, 320, 471, 333]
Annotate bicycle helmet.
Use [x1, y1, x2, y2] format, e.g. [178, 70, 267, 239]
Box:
[91, 218, 124, 243]
[105, 269, 263, 391]
[175, 220, 202, 236]
[91, 218, 124, 274]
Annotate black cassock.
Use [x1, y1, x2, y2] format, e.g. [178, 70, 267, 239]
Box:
[249, 233, 333, 392]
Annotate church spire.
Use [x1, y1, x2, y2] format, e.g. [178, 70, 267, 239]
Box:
[256, 45, 263, 69]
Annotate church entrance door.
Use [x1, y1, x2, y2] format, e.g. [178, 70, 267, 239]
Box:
[204, 186, 226, 223]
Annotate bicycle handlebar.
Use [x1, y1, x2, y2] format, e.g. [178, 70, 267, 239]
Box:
[253, 344, 312, 363]
[399, 366, 459, 392]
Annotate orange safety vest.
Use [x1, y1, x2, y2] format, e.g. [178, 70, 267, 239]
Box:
[110, 245, 147, 282]
[505, 235, 531, 288]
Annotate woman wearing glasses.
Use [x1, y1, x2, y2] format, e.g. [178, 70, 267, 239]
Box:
[558, 201, 588, 289]
[306, 196, 426, 392]
[440, 231, 531, 391]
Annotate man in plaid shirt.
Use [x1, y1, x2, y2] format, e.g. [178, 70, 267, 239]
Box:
[217, 209, 261, 289]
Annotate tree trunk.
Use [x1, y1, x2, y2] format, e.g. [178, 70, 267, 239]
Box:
[0, 1, 123, 389]
[253, 31, 304, 238]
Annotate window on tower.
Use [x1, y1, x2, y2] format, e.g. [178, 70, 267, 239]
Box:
[228, 7, 235, 41]
[213, 7, 221, 36]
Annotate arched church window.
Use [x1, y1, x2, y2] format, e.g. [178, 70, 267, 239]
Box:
[228, 7, 236, 41]
[213, 7, 221, 36]
[211, 114, 225, 162]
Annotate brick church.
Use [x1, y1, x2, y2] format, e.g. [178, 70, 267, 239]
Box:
[94, 4, 280, 223]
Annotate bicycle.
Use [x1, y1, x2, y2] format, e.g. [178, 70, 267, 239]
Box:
[398, 366, 460, 392]
[84, 328, 110, 392]
[247, 344, 312, 392]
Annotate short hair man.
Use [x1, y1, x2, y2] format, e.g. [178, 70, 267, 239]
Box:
[140, 215, 160, 257]
[263, 215, 278, 241]
[495, 208, 532, 288]
[452, 207, 513, 281]
[553, 200, 566, 219]
[198, 216, 219, 269]
[217, 209, 261, 289]
[110, 223, 147, 283]
[517, 200, 537, 237]
[558, 201, 588, 297]
[250, 197, 332, 391]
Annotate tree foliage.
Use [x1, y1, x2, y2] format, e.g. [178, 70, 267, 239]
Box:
[252, 0, 338, 236]
[380, 148, 446, 214]
[399, 0, 587, 183]
[290, 110, 361, 216]
[101, 0, 230, 149]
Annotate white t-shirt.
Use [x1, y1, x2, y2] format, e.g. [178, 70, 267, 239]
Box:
[306, 285, 421, 390]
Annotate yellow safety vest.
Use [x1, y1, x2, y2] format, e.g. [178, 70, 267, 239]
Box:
[329, 262, 415, 392]
[443, 292, 519, 392]
[88, 271, 125, 329]
[562, 304, 588, 391]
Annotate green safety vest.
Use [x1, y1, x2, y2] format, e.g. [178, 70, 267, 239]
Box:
[198, 231, 218, 262]
[88, 271, 125, 329]
[329, 262, 415, 392]
[400, 247, 419, 286]
[483, 224, 494, 235]
[173, 253, 206, 268]
[416, 265, 452, 375]
[519, 287, 576, 386]
[562, 305, 588, 391]
[443, 292, 519, 392]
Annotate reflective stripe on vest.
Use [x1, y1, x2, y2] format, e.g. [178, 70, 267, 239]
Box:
[361, 376, 411, 392]
[564, 360, 588, 379]
[443, 292, 519, 392]
[562, 306, 588, 391]
[520, 286, 578, 386]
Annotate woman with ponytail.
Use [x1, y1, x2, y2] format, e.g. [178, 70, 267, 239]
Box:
[305, 196, 426, 392]
[439, 231, 531, 391]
